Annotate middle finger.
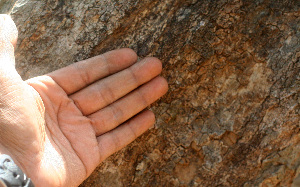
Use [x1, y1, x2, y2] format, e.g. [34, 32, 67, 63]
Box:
[70, 57, 162, 115]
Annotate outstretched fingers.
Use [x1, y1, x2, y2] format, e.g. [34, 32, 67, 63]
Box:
[48, 48, 138, 95]
[89, 76, 168, 136]
[97, 110, 155, 162]
[70, 57, 162, 116]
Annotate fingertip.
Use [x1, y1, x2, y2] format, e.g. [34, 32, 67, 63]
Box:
[123, 48, 138, 59]
[155, 59, 163, 73]
[136, 57, 162, 79]
[117, 48, 138, 64]
[132, 110, 156, 133]
[145, 57, 163, 73]
[143, 110, 156, 125]
[156, 76, 169, 95]
[102, 48, 138, 73]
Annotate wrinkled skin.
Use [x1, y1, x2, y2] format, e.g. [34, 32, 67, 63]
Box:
[0, 15, 168, 186]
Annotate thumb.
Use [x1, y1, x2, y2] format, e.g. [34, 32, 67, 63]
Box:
[0, 14, 18, 48]
[0, 14, 20, 81]
[0, 14, 26, 111]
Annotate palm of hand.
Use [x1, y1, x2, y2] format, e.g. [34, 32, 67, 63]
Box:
[27, 78, 99, 187]
[0, 48, 167, 187]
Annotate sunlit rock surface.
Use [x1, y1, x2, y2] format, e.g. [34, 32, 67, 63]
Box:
[4, 0, 300, 186]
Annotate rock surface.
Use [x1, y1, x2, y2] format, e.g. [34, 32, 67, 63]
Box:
[0, 0, 17, 14]
[5, 0, 300, 186]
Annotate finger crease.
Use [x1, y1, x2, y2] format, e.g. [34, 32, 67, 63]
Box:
[74, 63, 91, 86]
[72, 99, 85, 116]
[111, 131, 121, 151]
[103, 55, 112, 75]
[137, 90, 149, 107]
[128, 68, 140, 87]
[89, 117, 101, 135]
[127, 121, 138, 139]
[100, 82, 116, 106]
[110, 105, 123, 127]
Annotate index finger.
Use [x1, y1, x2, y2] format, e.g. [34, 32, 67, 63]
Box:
[48, 48, 138, 95]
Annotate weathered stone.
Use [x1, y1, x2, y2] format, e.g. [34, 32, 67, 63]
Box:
[3, 0, 300, 186]
[0, 0, 17, 14]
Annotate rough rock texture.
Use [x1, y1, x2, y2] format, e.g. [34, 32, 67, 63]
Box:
[0, 0, 17, 14]
[4, 0, 300, 186]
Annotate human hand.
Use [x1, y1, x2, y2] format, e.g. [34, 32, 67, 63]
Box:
[0, 15, 168, 186]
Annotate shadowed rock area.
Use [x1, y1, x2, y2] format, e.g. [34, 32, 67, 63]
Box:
[4, 0, 300, 186]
